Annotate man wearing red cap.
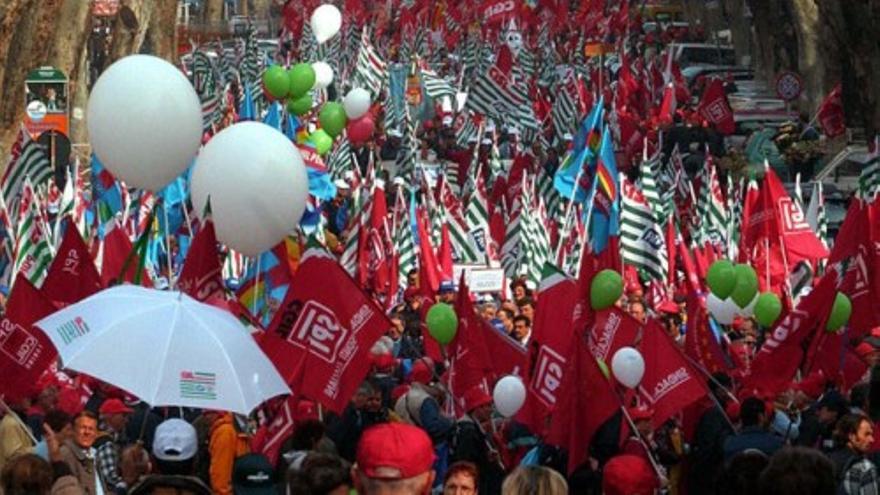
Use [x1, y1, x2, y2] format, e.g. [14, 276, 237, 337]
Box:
[353, 423, 436, 495]
[450, 386, 505, 495]
[95, 398, 133, 494]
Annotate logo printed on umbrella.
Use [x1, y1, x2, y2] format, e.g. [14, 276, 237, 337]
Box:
[56, 317, 91, 345]
[179, 371, 217, 400]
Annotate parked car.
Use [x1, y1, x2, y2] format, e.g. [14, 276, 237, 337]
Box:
[670, 43, 737, 68]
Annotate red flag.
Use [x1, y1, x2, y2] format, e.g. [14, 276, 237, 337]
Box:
[829, 200, 880, 337]
[416, 207, 441, 293]
[804, 330, 867, 391]
[42, 225, 102, 308]
[438, 223, 454, 282]
[742, 267, 840, 397]
[177, 220, 224, 301]
[683, 293, 733, 375]
[253, 395, 297, 466]
[658, 83, 676, 126]
[519, 268, 580, 432]
[587, 307, 641, 364]
[260, 250, 390, 413]
[816, 84, 846, 138]
[0, 275, 59, 401]
[547, 330, 620, 474]
[639, 320, 710, 429]
[742, 168, 828, 296]
[365, 184, 391, 294]
[99, 221, 152, 287]
[697, 79, 735, 135]
[446, 279, 496, 415]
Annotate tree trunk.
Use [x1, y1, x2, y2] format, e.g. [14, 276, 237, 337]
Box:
[814, 0, 880, 139]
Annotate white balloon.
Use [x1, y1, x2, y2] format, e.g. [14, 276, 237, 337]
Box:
[343, 88, 371, 120]
[311, 4, 342, 44]
[191, 122, 308, 257]
[611, 347, 645, 389]
[707, 293, 738, 325]
[87, 55, 202, 192]
[312, 62, 334, 89]
[492, 375, 526, 418]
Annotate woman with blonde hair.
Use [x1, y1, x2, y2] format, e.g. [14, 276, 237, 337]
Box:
[501, 466, 568, 495]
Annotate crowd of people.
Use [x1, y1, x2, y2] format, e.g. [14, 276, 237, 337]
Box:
[2, 0, 876, 494]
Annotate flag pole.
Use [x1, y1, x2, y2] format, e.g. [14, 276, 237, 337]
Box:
[619, 403, 668, 483]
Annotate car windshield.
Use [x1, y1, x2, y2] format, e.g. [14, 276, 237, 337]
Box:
[679, 47, 736, 67]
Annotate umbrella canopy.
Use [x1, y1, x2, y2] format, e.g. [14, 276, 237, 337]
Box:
[35, 285, 289, 415]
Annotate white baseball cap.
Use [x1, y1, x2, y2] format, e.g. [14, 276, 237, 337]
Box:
[153, 419, 197, 462]
[333, 179, 350, 190]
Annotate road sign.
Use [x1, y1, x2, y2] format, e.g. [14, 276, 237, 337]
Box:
[775, 71, 803, 102]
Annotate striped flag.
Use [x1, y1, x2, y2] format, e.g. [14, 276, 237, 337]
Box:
[519, 187, 551, 286]
[393, 190, 418, 289]
[859, 136, 880, 202]
[326, 137, 352, 179]
[501, 197, 523, 279]
[438, 175, 480, 263]
[12, 181, 54, 286]
[421, 67, 457, 100]
[620, 176, 668, 284]
[191, 49, 221, 132]
[806, 181, 829, 250]
[395, 112, 418, 182]
[694, 154, 728, 246]
[1, 128, 53, 220]
[465, 172, 492, 264]
[637, 145, 664, 223]
[353, 28, 387, 99]
[551, 69, 578, 142]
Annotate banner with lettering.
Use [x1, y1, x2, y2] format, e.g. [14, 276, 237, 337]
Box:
[638, 319, 709, 429]
[259, 249, 390, 413]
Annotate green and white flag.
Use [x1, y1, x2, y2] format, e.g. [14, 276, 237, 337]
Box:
[859, 137, 880, 202]
[13, 180, 53, 286]
[694, 154, 728, 246]
[1, 128, 53, 220]
[465, 173, 492, 264]
[621, 176, 668, 284]
[393, 192, 418, 289]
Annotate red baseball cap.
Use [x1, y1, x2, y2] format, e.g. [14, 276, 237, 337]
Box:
[99, 398, 133, 415]
[356, 423, 435, 480]
[656, 300, 679, 315]
[602, 454, 658, 495]
[628, 405, 654, 422]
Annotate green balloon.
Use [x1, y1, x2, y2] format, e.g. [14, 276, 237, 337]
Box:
[262, 65, 290, 99]
[426, 303, 458, 345]
[753, 292, 782, 327]
[826, 292, 852, 332]
[286, 94, 312, 116]
[319, 102, 348, 138]
[310, 129, 333, 155]
[707, 260, 737, 299]
[730, 264, 758, 308]
[590, 269, 623, 310]
[288, 63, 316, 98]
[596, 358, 611, 380]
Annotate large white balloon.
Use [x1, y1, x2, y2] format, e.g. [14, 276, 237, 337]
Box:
[611, 347, 645, 389]
[311, 4, 342, 44]
[87, 55, 202, 192]
[493, 375, 526, 418]
[707, 293, 739, 325]
[343, 88, 371, 120]
[191, 122, 308, 257]
[312, 62, 334, 89]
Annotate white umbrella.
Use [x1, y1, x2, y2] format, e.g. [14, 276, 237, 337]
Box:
[35, 285, 289, 415]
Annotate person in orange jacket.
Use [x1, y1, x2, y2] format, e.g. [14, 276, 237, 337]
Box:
[206, 411, 249, 495]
